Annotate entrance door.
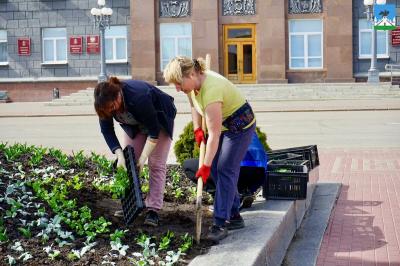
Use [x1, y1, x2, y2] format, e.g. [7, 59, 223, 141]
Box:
[224, 24, 256, 83]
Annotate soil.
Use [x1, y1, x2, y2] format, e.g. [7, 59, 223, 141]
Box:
[0, 150, 215, 265]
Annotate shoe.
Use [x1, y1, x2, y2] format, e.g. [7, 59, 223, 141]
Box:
[207, 225, 228, 243]
[144, 210, 159, 227]
[114, 210, 124, 217]
[226, 214, 245, 230]
[240, 194, 254, 209]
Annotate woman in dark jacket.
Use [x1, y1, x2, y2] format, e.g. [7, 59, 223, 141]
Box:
[94, 77, 176, 226]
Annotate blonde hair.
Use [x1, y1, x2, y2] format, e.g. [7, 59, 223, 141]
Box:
[163, 56, 207, 84]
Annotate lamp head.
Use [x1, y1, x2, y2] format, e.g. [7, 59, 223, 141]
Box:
[97, 0, 106, 6]
[91, 7, 101, 16]
[376, 0, 386, 4]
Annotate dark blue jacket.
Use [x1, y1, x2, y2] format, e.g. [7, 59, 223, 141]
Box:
[99, 80, 176, 153]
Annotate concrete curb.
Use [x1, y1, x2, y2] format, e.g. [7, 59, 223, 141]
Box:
[189, 183, 317, 266]
[1, 99, 400, 118]
[283, 182, 341, 266]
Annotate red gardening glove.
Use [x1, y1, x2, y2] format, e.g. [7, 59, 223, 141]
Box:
[196, 165, 211, 184]
[194, 127, 206, 147]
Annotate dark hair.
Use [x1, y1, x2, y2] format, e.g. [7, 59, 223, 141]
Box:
[94, 76, 124, 119]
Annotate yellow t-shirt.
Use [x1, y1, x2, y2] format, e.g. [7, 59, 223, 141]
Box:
[190, 70, 255, 130]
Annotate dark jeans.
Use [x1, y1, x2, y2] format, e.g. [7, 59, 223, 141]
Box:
[212, 123, 256, 226]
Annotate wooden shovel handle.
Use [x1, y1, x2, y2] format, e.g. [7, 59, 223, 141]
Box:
[195, 54, 211, 244]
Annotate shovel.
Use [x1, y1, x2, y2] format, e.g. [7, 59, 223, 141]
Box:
[196, 54, 211, 244]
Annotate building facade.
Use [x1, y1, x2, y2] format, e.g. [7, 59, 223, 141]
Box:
[0, 0, 399, 102]
[0, 0, 130, 101]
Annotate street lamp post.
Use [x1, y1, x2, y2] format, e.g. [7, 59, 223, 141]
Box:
[363, 0, 386, 84]
[91, 0, 113, 83]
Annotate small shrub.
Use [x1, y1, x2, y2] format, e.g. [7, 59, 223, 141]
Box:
[174, 122, 271, 165]
[173, 122, 199, 165]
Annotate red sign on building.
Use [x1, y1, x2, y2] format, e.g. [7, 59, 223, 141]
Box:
[87, 35, 100, 54]
[69, 36, 83, 54]
[18, 38, 31, 56]
[392, 28, 400, 46]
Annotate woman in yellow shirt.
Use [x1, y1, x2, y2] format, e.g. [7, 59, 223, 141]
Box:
[164, 56, 256, 243]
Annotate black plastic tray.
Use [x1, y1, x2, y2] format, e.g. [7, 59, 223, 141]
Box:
[120, 145, 144, 225]
[267, 145, 319, 169]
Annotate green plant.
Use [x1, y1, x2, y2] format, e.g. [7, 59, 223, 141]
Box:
[111, 168, 130, 199]
[3, 143, 27, 162]
[72, 150, 87, 168]
[18, 227, 32, 238]
[174, 122, 271, 164]
[110, 229, 128, 243]
[172, 187, 183, 199]
[140, 166, 150, 194]
[179, 233, 193, 253]
[0, 142, 7, 151]
[158, 230, 174, 251]
[173, 122, 200, 165]
[0, 217, 8, 243]
[29, 147, 47, 167]
[255, 126, 271, 151]
[48, 148, 70, 168]
[90, 152, 113, 176]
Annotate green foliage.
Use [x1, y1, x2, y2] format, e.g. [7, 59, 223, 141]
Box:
[0, 217, 8, 243]
[111, 167, 130, 199]
[3, 143, 33, 162]
[110, 229, 128, 243]
[48, 148, 71, 168]
[90, 152, 113, 176]
[255, 126, 271, 151]
[179, 233, 193, 253]
[72, 150, 87, 168]
[174, 122, 271, 164]
[140, 166, 150, 194]
[0, 142, 7, 152]
[18, 227, 32, 239]
[158, 231, 174, 251]
[173, 122, 200, 165]
[29, 147, 47, 167]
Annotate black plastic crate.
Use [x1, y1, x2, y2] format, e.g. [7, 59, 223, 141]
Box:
[262, 164, 308, 200]
[267, 145, 319, 169]
[120, 145, 144, 226]
[268, 159, 311, 172]
[267, 152, 303, 161]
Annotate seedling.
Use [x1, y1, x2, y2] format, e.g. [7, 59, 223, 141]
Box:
[18, 226, 32, 238]
[158, 230, 174, 251]
[0, 228, 8, 243]
[72, 150, 87, 168]
[179, 233, 193, 253]
[110, 229, 128, 243]
[29, 147, 47, 167]
[110, 241, 129, 256]
[43, 245, 61, 260]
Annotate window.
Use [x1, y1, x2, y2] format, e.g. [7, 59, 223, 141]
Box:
[0, 30, 7, 64]
[105, 26, 127, 63]
[42, 28, 67, 64]
[289, 20, 323, 69]
[160, 23, 192, 70]
[359, 19, 389, 59]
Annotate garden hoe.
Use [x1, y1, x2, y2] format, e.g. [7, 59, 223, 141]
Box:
[195, 54, 211, 244]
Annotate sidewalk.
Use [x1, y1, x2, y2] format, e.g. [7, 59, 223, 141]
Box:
[317, 149, 400, 266]
[1, 98, 400, 117]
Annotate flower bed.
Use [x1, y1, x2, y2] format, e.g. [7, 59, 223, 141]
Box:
[0, 143, 214, 265]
